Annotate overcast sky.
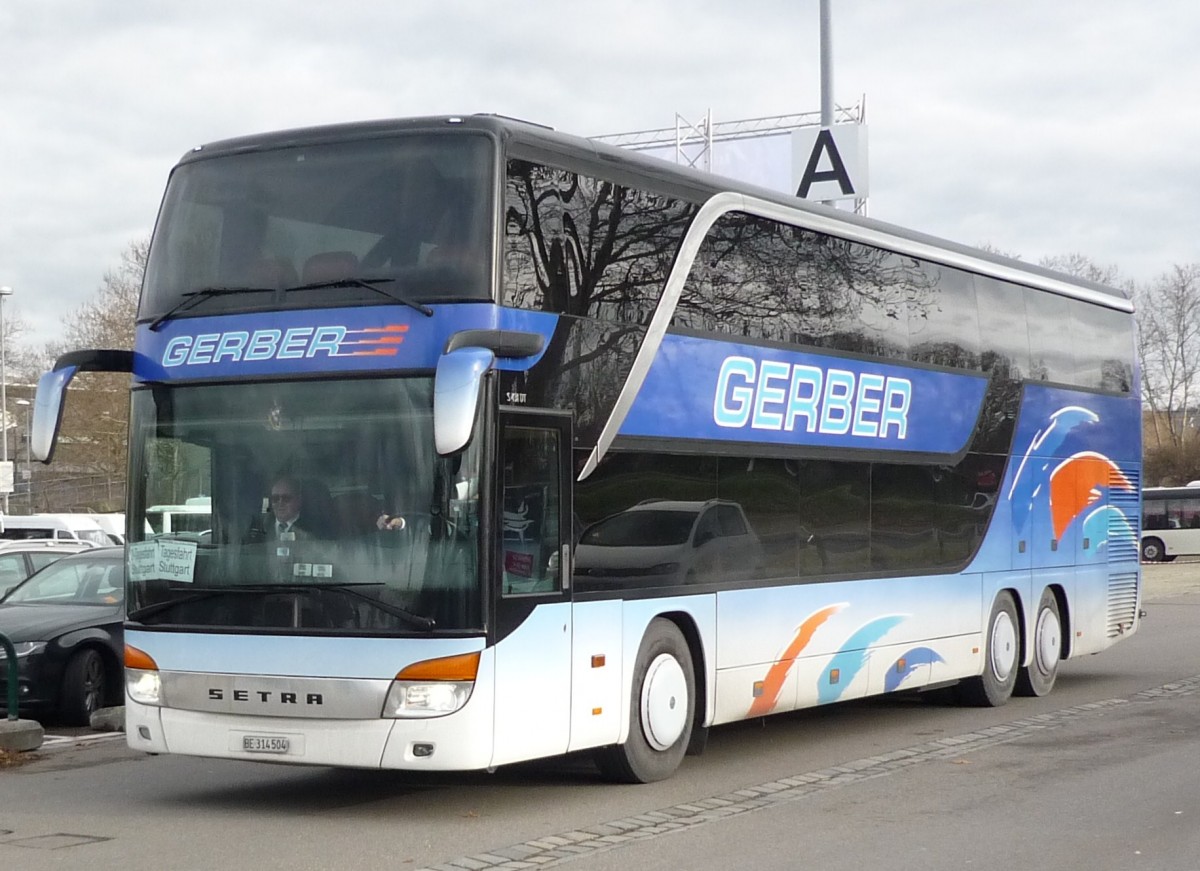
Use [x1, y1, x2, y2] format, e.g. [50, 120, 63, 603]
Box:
[3, 1, 1197, 351]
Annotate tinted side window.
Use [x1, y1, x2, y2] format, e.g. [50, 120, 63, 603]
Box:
[1026, 289, 1076, 384]
[870, 462, 981, 571]
[1072, 302, 1133, 392]
[975, 276, 1032, 381]
[908, 262, 982, 369]
[678, 216, 914, 358]
[503, 159, 694, 322]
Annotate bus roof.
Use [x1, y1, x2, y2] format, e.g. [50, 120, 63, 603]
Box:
[176, 113, 1129, 311]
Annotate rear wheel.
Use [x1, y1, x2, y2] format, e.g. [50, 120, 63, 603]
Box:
[595, 618, 695, 783]
[956, 592, 1019, 707]
[1015, 588, 1061, 697]
[60, 648, 107, 726]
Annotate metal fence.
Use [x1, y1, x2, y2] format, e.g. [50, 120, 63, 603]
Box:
[9, 473, 126, 515]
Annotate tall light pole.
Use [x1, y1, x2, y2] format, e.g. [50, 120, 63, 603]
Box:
[15, 398, 30, 511]
[0, 285, 12, 514]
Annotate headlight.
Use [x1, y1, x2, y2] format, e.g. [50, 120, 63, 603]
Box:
[0, 641, 46, 660]
[383, 680, 474, 718]
[126, 668, 163, 705]
[382, 651, 479, 718]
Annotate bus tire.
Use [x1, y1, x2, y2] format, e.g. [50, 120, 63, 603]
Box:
[956, 592, 1019, 707]
[1141, 537, 1166, 562]
[1015, 588, 1061, 697]
[595, 618, 695, 783]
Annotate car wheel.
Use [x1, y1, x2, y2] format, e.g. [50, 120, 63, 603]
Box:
[60, 648, 107, 726]
[1015, 588, 1061, 697]
[956, 591, 1019, 707]
[595, 618, 695, 783]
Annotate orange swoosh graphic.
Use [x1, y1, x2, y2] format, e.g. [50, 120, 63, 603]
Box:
[747, 604, 842, 717]
[1049, 453, 1133, 540]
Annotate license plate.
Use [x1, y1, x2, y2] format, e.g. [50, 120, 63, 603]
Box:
[242, 734, 290, 754]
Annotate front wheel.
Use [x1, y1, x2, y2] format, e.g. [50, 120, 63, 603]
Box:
[595, 618, 695, 783]
[956, 591, 1019, 707]
[59, 648, 107, 726]
[1015, 588, 1061, 697]
[1141, 537, 1166, 562]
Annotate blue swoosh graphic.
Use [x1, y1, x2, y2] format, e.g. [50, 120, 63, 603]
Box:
[884, 646, 946, 692]
[1080, 504, 1133, 553]
[819, 615, 906, 703]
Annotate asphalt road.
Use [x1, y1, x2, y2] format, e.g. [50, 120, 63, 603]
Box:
[3, 562, 1200, 871]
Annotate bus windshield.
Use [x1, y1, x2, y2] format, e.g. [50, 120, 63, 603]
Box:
[140, 131, 495, 323]
[126, 377, 483, 633]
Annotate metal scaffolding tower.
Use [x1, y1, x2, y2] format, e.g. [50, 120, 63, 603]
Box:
[593, 100, 868, 215]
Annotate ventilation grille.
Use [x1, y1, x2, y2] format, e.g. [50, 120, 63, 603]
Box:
[1107, 571, 1140, 638]
[1107, 467, 1140, 564]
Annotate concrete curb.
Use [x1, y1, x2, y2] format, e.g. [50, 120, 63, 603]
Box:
[0, 718, 45, 752]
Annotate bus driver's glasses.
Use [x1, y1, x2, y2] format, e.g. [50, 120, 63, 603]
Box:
[270, 492, 297, 504]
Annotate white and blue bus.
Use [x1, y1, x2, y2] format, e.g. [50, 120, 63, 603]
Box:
[32, 115, 1141, 782]
[1140, 486, 1200, 561]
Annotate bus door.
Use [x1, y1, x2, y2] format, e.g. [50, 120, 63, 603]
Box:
[490, 409, 573, 767]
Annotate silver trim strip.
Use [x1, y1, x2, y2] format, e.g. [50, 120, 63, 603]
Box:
[161, 671, 392, 720]
[578, 190, 1131, 481]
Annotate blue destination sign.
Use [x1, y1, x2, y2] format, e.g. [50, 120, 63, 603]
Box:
[619, 334, 987, 456]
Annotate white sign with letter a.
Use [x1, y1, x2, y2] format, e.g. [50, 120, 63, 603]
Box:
[792, 124, 869, 202]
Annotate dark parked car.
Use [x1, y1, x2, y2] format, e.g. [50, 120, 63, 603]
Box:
[0, 547, 124, 725]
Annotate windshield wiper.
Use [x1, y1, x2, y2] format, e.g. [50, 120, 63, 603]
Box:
[316, 584, 437, 630]
[127, 584, 437, 631]
[284, 277, 434, 317]
[127, 590, 226, 622]
[148, 286, 275, 332]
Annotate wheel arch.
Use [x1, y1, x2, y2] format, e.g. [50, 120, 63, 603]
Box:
[1015, 583, 1071, 666]
[1046, 583, 1072, 660]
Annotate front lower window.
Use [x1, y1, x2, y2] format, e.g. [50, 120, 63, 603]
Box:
[128, 377, 482, 633]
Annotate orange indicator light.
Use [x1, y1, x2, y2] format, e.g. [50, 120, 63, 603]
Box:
[125, 645, 159, 671]
[396, 651, 480, 682]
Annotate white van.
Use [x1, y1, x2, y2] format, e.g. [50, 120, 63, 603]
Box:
[0, 513, 112, 546]
[145, 497, 211, 535]
[88, 513, 126, 545]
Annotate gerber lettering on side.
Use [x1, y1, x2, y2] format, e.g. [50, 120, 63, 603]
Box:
[713, 355, 912, 439]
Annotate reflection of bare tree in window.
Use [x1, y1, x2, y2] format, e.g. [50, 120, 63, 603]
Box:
[677, 216, 939, 360]
[504, 161, 696, 436]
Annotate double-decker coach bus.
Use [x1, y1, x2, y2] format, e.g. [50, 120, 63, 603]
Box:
[31, 115, 1141, 782]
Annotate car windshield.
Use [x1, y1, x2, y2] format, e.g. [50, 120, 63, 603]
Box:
[127, 376, 483, 633]
[5, 558, 124, 606]
[140, 131, 495, 323]
[580, 509, 698, 547]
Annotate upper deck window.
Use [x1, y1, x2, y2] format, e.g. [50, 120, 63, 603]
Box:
[141, 133, 495, 323]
